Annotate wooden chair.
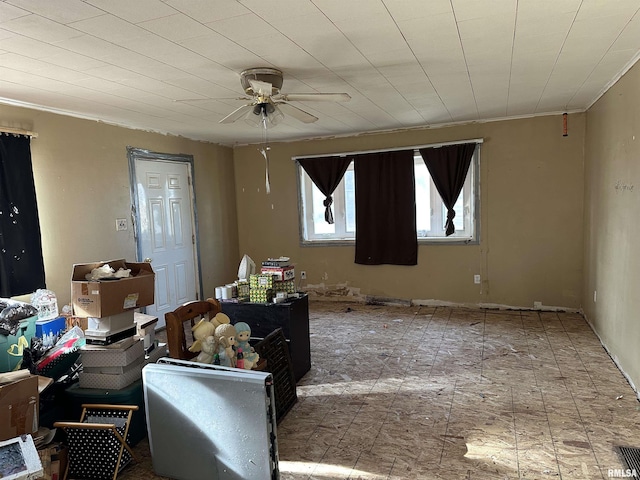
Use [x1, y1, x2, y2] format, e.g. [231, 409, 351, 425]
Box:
[165, 298, 221, 360]
[54, 404, 138, 480]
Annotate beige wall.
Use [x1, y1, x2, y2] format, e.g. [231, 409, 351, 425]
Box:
[583, 61, 640, 390]
[234, 114, 585, 309]
[0, 104, 239, 308]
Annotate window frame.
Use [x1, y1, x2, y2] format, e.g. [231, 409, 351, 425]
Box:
[295, 141, 481, 247]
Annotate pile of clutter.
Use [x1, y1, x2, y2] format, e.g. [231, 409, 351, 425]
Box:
[216, 256, 299, 304]
[70, 260, 163, 389]
[188, 310, 259, 369]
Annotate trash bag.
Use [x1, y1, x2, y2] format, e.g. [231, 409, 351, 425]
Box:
[0, 299, 38, 335]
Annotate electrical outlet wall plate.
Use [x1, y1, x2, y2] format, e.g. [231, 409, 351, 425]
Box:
[116, 218, 127, 231]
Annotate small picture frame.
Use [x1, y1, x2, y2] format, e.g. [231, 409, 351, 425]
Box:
[0, 434, 43, 480]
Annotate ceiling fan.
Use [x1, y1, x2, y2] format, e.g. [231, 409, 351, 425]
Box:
[219, 67, 351, 127]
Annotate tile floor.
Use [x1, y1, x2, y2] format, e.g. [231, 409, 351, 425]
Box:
[124, 302, 640, 479]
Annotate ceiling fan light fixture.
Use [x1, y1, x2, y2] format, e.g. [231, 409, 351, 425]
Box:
[243, 102, 283, 128]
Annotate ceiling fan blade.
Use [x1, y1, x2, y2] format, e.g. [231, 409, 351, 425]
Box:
[175, 96, 250, 103]
[248, 79, 273, 96]
[219, 104, 253, 124]
[277, 102, 318, 123]
[278, 92, 351, 102]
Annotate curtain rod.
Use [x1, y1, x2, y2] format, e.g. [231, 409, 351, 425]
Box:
[0, 126, 38, 138]
[292, 138, 483, 160]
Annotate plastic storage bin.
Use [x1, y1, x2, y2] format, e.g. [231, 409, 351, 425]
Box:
[0, 314, 37, 372]
[63, 378, 147, 446]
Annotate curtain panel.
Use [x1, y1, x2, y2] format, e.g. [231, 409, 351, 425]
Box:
[354, 150, 417, 265]
[0, 134, 45, 296]
[298, 156, 352, 224]
[419, 143, 476, 236]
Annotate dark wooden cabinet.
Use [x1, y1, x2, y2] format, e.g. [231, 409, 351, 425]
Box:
[221, 295, 310, 382]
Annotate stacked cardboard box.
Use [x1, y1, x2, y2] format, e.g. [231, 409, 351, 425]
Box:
[261, 262, 296, 298]
[70, 259, 155, 346]
[249, 273, 275, 303]
[79, 337, 145, 389]
[78, 338, 167, 390]
[84, 311, 136, 345]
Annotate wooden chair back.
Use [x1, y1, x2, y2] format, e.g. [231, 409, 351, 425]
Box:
[165, 299, 221, 360]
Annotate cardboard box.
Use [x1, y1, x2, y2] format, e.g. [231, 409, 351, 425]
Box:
[82, 354, 145, 375]
[0, 372, 38, 441]
[65, 315, 88, 331]
[260, 265, 295, 281]
[86, 310, 135, 333]
[250, 273, 275, 289]
[71, 259, 155, 318]
[78, 363, 142, 390]
[134, 312, 158, 350]
[80, 338, 144, 368]
[35, 316, 66, 347]
[37, 442, 67, 480]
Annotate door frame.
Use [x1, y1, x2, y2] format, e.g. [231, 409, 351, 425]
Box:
[127, 146, 203, 303]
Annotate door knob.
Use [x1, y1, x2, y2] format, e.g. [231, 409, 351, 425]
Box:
[144, 258, 152, 263]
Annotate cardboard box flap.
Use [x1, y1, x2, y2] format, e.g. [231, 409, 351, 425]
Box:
[71, 259, 153, 281]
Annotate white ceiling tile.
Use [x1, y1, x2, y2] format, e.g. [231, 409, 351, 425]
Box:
[612, 13, 640, 50]
[0, 28, 17, 41]
[166, 0, 251, 23]
[451, 0, 516, 22]
[138, 13, 212, 42]
[311, 0, 389, 21]
[0, 34, 65, 59]
[238, 0, 318, 22]
[0, 2, 30, 22]
[84, 0, 177, 24]
[384, 0, 452, 21]
[5, 0, 103, 23]
[333, 14, 408, 56]
[179, 32, 263, 68]
[54, 34, 131, 60]
[69, 14, 148, 44]
[0, 14, 84, 42]
[514, 11, 576, 38]
[207, 13, 279, 41]
[45, 51, 106, 71]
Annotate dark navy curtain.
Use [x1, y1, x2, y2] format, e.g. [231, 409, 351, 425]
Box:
[419, 143, 476, 236]
[0, 134, 45, 296]
[354, 150, 417, 265]
[298, 156, 352, 224]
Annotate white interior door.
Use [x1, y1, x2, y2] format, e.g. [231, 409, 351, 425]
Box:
[134, 158, 198, 329]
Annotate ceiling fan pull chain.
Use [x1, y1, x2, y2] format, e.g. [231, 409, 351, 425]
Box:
[258, 146, 271, 194]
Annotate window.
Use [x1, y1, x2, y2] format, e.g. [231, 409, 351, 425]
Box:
[298, 145, 479, 244]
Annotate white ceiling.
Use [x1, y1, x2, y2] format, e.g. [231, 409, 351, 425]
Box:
[0, 0, 639, 146]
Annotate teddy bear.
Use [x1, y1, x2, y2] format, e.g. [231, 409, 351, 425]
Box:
[233, 322, 259, 369]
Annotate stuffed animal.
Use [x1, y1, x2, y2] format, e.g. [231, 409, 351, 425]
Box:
[195, 336, 216, 364]
[214, 323, 237, 367]
[233, 322, 259, 369]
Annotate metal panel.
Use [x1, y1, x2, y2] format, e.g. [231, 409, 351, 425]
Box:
[143, 360, 279, 480]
